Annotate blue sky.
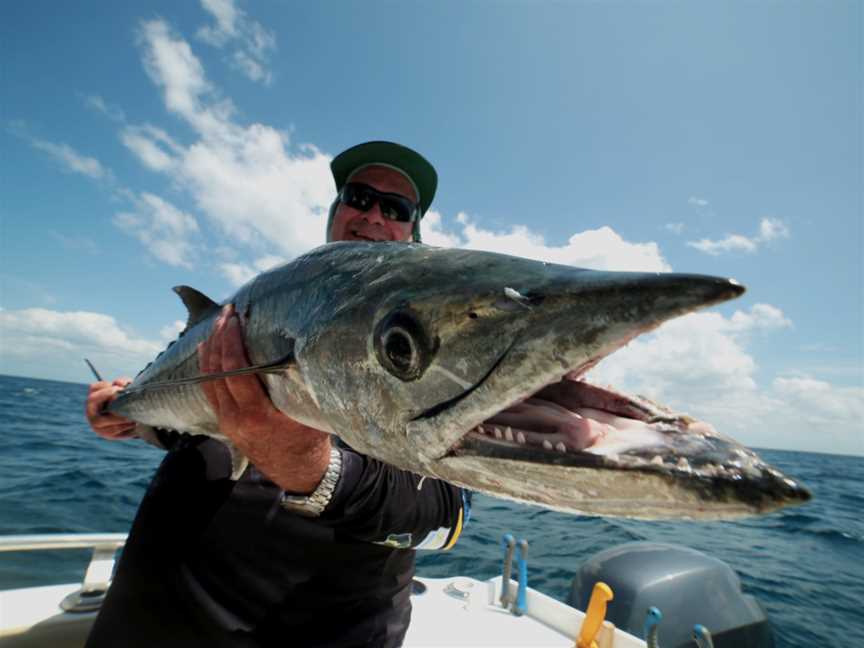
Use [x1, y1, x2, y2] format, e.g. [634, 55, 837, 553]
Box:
[1, 1, 861, 455]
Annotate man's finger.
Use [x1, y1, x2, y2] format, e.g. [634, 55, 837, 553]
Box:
[220, 314, 269, 409]
[199, 319, 231, 412]
[95, 422, 138, 440]
[85, 385, 122, 419]
[92, 412, 134, 428]
[87, 381, 111, 396]
[197, 341, 220, 411]
[207, 308, 238, 412]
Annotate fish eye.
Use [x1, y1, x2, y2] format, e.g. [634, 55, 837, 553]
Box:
[383, 326, 415, 372]
[374, 309, 435, 381]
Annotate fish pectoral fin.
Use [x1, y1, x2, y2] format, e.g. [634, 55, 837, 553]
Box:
[190, 349, 296, 382]
[120, 348, 296, 394]
[173, 285, 221, 332]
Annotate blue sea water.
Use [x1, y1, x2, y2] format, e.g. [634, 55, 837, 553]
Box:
[0, 374, 862, 646]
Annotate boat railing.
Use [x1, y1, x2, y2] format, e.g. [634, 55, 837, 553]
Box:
[0, 533, 128, 612]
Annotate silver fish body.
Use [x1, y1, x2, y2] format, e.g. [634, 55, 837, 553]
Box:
[111, 241, 811, 519]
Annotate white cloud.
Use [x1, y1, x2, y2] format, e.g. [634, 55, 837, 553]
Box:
[254, 254, 287, 271]
[220, 262, 257, 287]
[10, 121, 114, 183]
[30, 138, 110, 180]
[232, 50, 268, 84]
[688, 233, 757, 255]
[120, 125, 182, 172]
[113, 192, 200, 268]
[422, 210, 466, 248]
[0, 308, 165, 380]
[587, 304, 863, 455]
[121, 19, 331, 261]
[687, 217, 790, 256]
[425, 213, 670, 272]
[160, 320, 187, 341]
[773, 376, 864, 424]
[758, 217, 790, 241]
[688, 196, 709, 207]
[197, 0, 239, 42]
[197, 0, 276, 84]
[138, 19, 229, 137]
[0, 308, 192, 383]
[220, 254, 288, 287]
[729, 303, 792, 332]
[83, 94, 126, 122]
[665, 222, 685, 235]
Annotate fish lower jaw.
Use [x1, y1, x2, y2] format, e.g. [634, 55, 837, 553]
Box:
[426, 366, 810, 511]
[441, 375, 783, 487]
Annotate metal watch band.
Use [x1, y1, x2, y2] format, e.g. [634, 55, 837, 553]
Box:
[279, 448, 342, 517]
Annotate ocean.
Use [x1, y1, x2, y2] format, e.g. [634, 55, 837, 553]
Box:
[0, 374, 861, 646]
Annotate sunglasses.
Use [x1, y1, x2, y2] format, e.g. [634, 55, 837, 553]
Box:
[339, 183, 419, 224]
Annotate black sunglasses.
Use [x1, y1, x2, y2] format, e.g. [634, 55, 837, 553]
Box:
[339, 183, 419, 224]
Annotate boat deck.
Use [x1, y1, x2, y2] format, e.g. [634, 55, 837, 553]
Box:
[0, 534, 646, 647]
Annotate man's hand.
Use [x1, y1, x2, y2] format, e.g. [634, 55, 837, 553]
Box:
[197, 304, 331, 493]
[85, 379, 137, 440]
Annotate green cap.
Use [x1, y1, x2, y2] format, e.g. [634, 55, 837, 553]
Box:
[330, 141, 438, 217]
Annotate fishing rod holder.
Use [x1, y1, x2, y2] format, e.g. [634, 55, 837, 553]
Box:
[499, 533, 528, 616]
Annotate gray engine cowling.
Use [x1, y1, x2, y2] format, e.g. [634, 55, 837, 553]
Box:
[567, 542, 773, 648]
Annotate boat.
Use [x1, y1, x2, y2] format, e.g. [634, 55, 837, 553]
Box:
[0, 533, 642, 647]
[0, 533, 773, 647]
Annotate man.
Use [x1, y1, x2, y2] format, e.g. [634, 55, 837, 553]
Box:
[85, 142, 467, 648]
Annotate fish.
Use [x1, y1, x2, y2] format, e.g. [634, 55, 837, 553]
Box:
[110, 241, 811, 520]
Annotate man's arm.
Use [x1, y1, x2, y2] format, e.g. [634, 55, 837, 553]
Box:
[322, 449, 468, 551]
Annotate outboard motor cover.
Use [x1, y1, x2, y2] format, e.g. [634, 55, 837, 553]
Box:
[568, 542, 773, 648]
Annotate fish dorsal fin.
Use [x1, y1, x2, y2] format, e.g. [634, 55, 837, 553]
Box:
[173, 286, 221, 331]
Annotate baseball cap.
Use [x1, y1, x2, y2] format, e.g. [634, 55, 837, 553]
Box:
[330, 141, 438, 217]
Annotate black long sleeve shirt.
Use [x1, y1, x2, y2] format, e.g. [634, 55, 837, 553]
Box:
[86, 434, 467, 648]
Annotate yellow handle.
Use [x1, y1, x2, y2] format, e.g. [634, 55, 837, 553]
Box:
[576, 582, 614, 648]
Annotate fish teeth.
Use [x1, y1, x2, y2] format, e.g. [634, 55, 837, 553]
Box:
[555, 442, 567, 453]
[701, 463, 719, 477]
[516, 431, 526, 445]
[676, 457, 691, 471]
[504, 427, 514, 442]
[650, 455, 664, 465]
[542, 439, 554, 451]
[494, 427, 503, 440]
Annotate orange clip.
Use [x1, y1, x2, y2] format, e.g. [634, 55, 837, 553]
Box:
[576, 582, 614, 648]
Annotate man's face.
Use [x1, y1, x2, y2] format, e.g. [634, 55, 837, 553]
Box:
[329, 165, 418, 243]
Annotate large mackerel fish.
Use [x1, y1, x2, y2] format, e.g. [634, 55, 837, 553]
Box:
[111, 242, 810, 520]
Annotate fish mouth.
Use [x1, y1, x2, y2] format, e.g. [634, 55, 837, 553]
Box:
[402, 269, 809, 515]
[421, 347, 811, 512]
[453, 371, 718, 468]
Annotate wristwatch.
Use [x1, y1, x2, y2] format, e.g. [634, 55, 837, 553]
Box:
[280, 448, 342, 517]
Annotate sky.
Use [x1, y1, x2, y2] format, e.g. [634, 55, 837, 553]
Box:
[1, 1, 861, 456]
